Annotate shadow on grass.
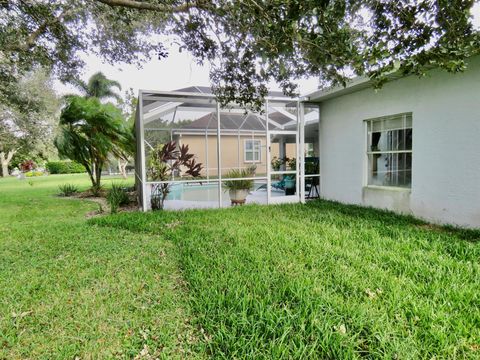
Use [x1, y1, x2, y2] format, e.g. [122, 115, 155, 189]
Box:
[305, 199, 480, 243]
[91, 199, 480, 243]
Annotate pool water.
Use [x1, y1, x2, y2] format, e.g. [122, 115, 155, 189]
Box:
[166, 182, 268, 202]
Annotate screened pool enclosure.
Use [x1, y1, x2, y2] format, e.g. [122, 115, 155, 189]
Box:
[135, 87, 320, 211]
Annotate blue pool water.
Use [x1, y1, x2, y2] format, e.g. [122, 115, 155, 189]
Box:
[166, 182, 267, 201]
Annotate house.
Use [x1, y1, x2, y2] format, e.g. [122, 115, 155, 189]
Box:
[174, 110, 296, 177]
[135, 56, 479, 228]
[304, 55, 480, 228]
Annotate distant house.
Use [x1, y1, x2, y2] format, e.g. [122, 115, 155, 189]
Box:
[174, 110, 296, 177]
[304, 55, 480, 228]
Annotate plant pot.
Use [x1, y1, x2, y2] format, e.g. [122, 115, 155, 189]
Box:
[229, 189, 249, 205]
[284, 178, 295, 189]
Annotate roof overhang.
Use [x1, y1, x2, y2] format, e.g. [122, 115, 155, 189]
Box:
[302, 70, 406, 103]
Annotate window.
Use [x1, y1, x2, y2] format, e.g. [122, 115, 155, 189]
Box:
[244, 139, 261, 163]
[366, 113, 412, 188]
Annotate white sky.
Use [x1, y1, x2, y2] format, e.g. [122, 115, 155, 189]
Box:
[54, 44, 319, 99]
[54, 4, 480, 99]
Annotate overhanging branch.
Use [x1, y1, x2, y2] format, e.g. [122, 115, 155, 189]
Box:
[94, 0, 199, 13]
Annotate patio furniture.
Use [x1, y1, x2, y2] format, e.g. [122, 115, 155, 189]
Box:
[305, 157, 320, 199]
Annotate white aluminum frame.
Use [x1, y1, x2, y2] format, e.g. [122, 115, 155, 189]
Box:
[135, 89, 318, 211]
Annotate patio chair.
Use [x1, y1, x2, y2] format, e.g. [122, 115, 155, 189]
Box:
[257, 176, 291, 191]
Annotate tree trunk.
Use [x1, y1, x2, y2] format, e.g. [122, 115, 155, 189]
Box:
[86, 163, 96, 189]
[118, 159, 128, 179]
[1, 163, 8, 178]
[0, 150, 16, 177]
[93, 162, 102, 194]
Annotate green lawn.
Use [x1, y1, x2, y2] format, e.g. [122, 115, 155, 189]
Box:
[0, 174, 200, 359]
[1, 174, 479, 358]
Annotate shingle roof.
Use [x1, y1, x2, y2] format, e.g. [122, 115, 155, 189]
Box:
[180, 111, 292, 131]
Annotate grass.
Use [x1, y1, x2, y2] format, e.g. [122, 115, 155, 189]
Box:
[0, 174, 199, 359]
[93, 202, 480, 359]
[1, 174, 479, 358]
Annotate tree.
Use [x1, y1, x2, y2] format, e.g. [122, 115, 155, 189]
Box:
[115, 88, 137, 179]
[67, 73, 130, 179]
[71, 72, 122, 102]
[0, 69, 59, 177]
[1, 1, 479, 110]
[55, 96, 130, 193]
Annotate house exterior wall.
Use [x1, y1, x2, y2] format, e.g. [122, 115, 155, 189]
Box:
[317, 55, 480, 228]
[179, 134, 296, 176]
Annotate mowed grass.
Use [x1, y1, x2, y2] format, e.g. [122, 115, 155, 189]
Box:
[93, 201, 480, 359]
[0, 174, 200, 359]
[1, 174, 479, 358]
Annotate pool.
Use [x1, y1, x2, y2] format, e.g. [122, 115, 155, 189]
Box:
[166, 182, 268, 202]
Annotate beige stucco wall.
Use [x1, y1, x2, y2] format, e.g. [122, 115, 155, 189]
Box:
[179, 134, 296, 176]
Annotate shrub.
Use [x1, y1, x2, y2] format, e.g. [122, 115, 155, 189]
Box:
[20, 160, 36, 172]
[25, 171, 44, 177]
[46, 161, 86, 174]
[106, 183, 130, 214]
[58, 184, 79, 196]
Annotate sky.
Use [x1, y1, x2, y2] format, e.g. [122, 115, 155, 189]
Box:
[54, 43, 319, 99]
[54, 3, 480, 100]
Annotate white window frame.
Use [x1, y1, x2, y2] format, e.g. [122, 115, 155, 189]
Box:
[365, 113, 412, 188]
[244, 139, 262, 163]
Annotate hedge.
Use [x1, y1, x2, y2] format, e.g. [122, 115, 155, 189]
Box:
[46, 161, 86, 174]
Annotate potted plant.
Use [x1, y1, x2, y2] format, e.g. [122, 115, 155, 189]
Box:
[286, 157, 296, 170]
[223, 168, 255, 205]
[271, 156, 283, 171]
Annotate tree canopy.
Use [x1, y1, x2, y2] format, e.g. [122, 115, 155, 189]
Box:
[71, 72, 122, 102]
[0, 69, 59, 176]
[1, 1, 479, 109]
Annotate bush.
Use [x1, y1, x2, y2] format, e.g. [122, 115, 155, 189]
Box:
[58, 184, 79, 196]
[106, 183, 130, 214]
[20, 160, 36, 172]
[46, 161, 86, 174]
[25, 171, 44, 177]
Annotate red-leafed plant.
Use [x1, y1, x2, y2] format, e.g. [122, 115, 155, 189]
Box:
[148, 141, 202, 210]
[20, 160, 36, 172]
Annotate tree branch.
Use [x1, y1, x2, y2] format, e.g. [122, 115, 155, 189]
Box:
[11, 8, 73, 52]
[94, 0, 199, 13]
[6, 149, 16, 162]
[0, 149, 16, 164]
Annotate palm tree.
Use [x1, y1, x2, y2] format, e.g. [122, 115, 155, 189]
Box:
[55, 96, 130, 194]
[71, 72, 122, 102]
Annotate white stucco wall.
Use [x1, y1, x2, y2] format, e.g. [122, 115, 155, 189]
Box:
[317, 56, 480, 228]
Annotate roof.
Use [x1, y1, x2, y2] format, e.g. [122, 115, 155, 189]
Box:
[174, 86, 212, 94]
[178, 111, 293, 132]
[303, 55, 480, 102]
[303, 70, 406, 103]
